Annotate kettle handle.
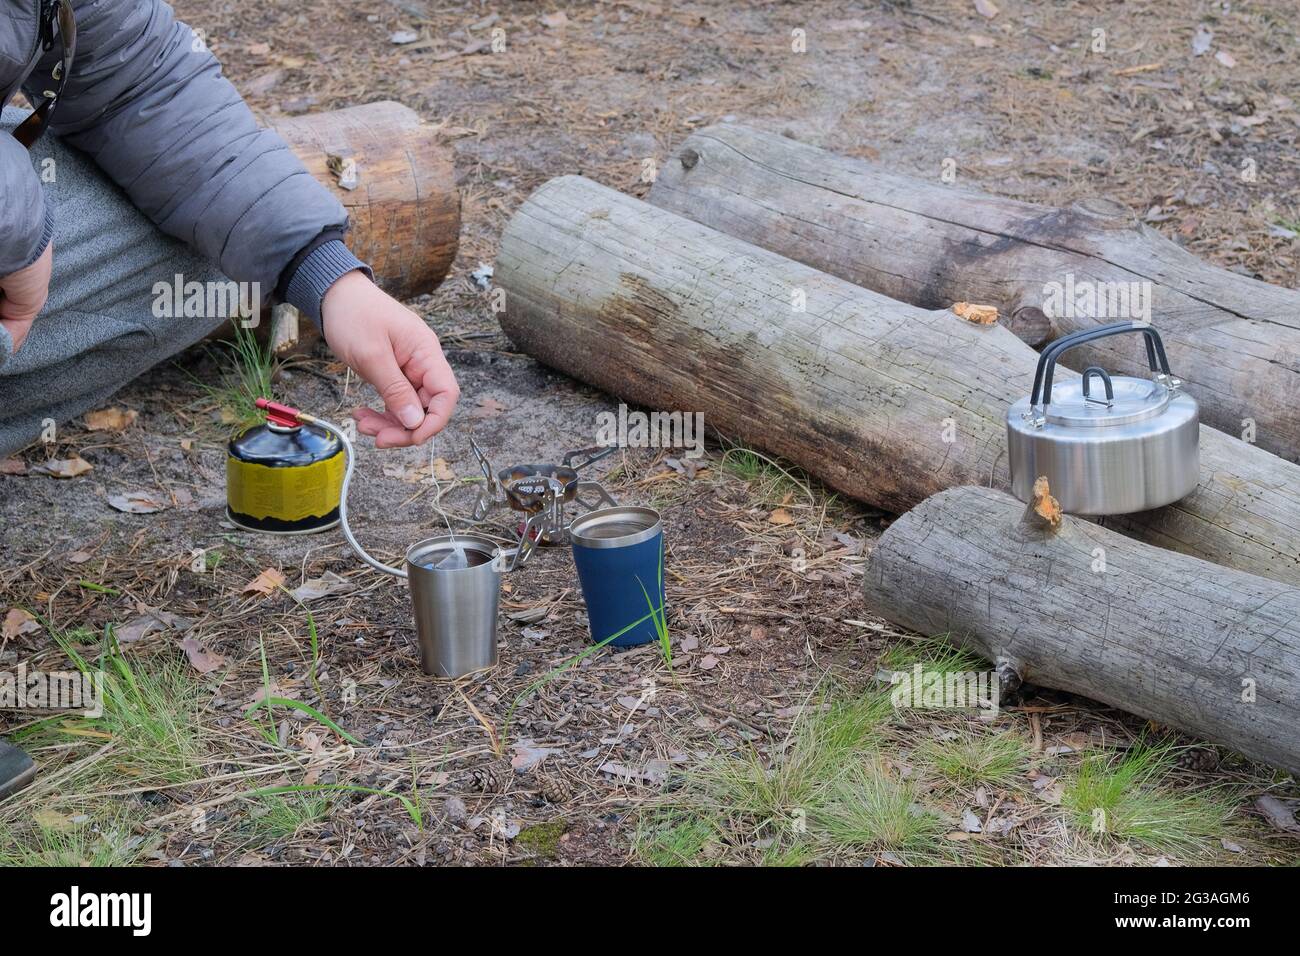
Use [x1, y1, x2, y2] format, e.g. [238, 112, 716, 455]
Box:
[1030, 321, 1173, 408]
[1081, 367, 1115, 403]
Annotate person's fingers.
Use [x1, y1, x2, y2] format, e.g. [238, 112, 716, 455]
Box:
[417, 388, 458, 439]
[413, 351, 461, 433]
[352, 407, 394, 437]
[352, 406, 417, 447]
[366, 347, 427, 432]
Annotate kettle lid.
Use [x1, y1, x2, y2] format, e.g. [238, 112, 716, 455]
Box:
[1043, 375, 1173, 427]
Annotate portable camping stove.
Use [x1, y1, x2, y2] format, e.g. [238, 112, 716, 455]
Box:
[469, 438, 619, 547]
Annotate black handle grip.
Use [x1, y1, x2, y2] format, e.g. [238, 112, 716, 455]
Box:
[1081, 366, 1114, 402]
[1030, 321, 1172, 408]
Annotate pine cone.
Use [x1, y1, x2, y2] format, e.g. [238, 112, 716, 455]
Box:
[471, 765, 503, 793]
[1176, 747, 1220, 773]
[538, 773, 572, 805]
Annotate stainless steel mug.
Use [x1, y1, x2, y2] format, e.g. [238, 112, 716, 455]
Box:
[404, 533, 502, 678]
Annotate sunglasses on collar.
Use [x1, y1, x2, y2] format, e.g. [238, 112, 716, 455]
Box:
[12, 0, 77, 149]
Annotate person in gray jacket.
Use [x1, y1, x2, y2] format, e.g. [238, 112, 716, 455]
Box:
[0, 0, 460, 455]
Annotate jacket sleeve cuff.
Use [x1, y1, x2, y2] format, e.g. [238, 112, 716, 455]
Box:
[19, 205, 56, 271]
[283, 239, 372, 330]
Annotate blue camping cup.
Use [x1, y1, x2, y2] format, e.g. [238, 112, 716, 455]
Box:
[570, 506, 665, 648]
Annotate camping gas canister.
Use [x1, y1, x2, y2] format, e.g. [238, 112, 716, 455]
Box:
[226, 401, 344, 534]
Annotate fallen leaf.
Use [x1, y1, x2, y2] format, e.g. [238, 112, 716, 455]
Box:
[33, 808, 74, 831]
[246, 41, 271, 55]
[1255, 794, 1300, 833]
[1033, 777, 1063, 804]
[507, 606, 549, 623]
[511, 740, 561, 772]
[115, 609, 194, 644]
[1215, 49, 1236, 69]
[291, 571, 355, 602]
[83, 406, 138, 432]
[31, 456, 93, 479]
[243, 568, 286, 596]
[961, 809, 984, 833]
[0, 457, 26, 475]
[180, 637, 226, 674]
[973, 0, 998, 18]
[472, 397, 509, 419]
[3, 608, 40, 639]
[390, 29, 420, 44]
[699, 654, 719, 670]
[65, 550, 94, 564]
[968, 34, 995, 48]
[768, 508, 794, 525]
[107, 491, 167, 514]
[432, 457, 456, 481]
[952, 301, 999, 325]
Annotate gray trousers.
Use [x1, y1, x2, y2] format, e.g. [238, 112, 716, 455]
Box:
[1, 106, 230, 455]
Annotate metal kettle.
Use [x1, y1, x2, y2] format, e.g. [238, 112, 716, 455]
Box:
[1006, 321, 1199, 515]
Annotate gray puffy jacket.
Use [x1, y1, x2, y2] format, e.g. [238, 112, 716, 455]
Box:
[1, 0, 367, 325]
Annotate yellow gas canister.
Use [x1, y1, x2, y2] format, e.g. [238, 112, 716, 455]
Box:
[226, 400, 344, 534]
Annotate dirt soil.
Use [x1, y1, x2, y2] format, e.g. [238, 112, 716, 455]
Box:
[2, 0, 1298, 866]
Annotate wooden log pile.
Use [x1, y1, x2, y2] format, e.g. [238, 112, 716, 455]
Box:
[494, 156, 1300, 772]
[648, 124, 1300, 463]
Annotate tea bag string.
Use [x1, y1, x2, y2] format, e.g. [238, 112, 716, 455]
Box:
[429, 436, 469, 570]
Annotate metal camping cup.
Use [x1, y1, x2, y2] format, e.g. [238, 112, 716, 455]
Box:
[1006, 322, 1200, 516]
[405, 534, 502, 677]
[251, 399, 533, 678]
[569, 506, 665, 648]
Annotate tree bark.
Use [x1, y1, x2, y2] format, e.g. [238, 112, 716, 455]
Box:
[863, 484, 1300, 775]
[648, 124, 1300, 462]
[273, 101, 460, 300]
[495, 175, 1300, 585]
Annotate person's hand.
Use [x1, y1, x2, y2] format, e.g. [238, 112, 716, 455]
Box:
[0, 243, 53, 352]
[321, 271, 460, 447]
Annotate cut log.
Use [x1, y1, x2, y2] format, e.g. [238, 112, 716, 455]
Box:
[863, 484, 1300, 775]
[495, 176, 1300, 585]
[273, 101, 460, 300]
[648, 125, 1300, 462]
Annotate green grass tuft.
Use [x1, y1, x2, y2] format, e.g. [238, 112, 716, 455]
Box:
[249, 792, 331, 839]
[918, 730, 1035, 790]
[1062, 742, 1238, 858]
[814, 759, 956, 864]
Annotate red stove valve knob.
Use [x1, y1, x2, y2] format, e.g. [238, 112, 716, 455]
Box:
[255, 397, 304, 428]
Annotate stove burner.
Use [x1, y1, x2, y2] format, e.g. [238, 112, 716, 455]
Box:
[470, 439, 618, 547]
